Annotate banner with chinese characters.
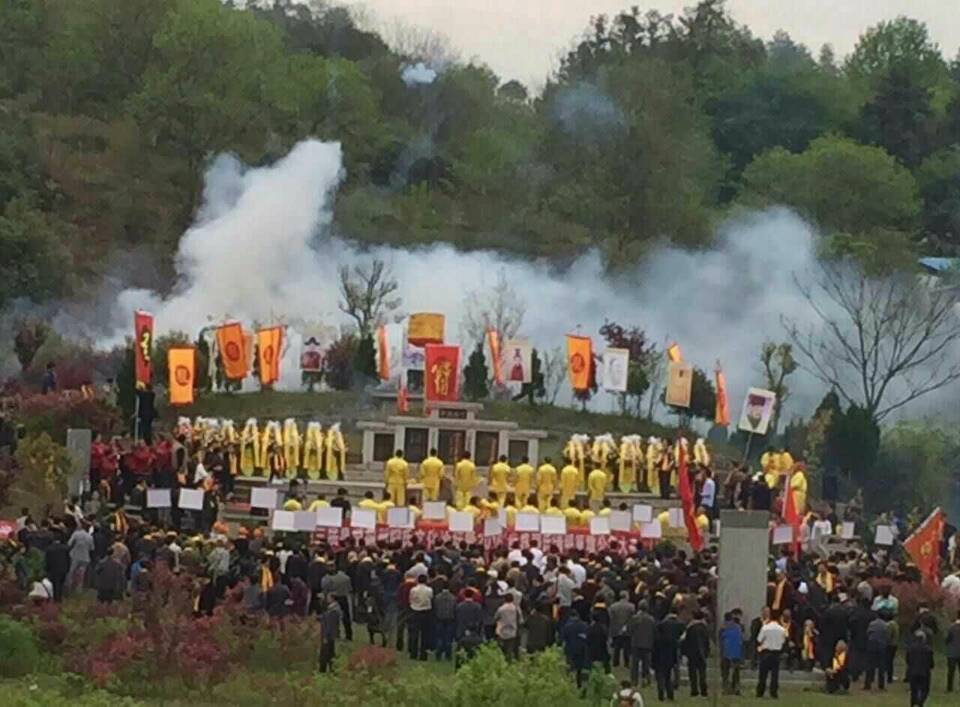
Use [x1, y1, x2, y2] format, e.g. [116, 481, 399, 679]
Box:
[425, 344, 461, 401]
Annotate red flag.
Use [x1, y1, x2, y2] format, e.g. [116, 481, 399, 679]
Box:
[134, 311, 154, 388]
[487, 329, 503, 385]
[677, 440, 704, 551]
[903, 508, 945, 586]
[425, 344, 461, 402]
[782, 472, 802, 558]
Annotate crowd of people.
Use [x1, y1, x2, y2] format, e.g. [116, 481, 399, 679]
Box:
[3, 420, 960, 707]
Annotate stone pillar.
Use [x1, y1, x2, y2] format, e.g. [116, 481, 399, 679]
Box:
[718, 510, 770, 634]
[66, 428, 92, 496]
[394, 425, 405, 455]
[361, 431, 375, 466]
[497, 431, 509, 458]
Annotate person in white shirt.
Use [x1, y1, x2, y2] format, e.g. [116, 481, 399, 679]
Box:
[556, 566, 576, 608]
[529, 541, 545, 571]
[507, 544, 527, 567]
[408, 575, 434, 660]
[700, 470, 716, 518]
[494, 593, 521, 659]
[567, 557, 586, 588]
[756, 607, 788, 699]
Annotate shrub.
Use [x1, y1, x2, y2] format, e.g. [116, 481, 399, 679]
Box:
[0, 615, 41, 677]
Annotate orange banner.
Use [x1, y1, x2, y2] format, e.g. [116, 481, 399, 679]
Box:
[566, 335, 592, 391]
[408, 313, 445, 346]
[217, 322, 248, 380]
[487, 329, 503, 385]
[168, 347, 195, 406]
[377, 325, 390, 380]
[715, 367, 731, 426]
[666, 343, 683, 363]
[256, 327, 283, 386]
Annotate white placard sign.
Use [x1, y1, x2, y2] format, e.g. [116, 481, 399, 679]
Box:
[250, 487, 279, 510]
[294, 511, 317, 532]
[640, 521, 662, 539]
[609, 510, 632, 532]
[875, 525, 895, 546]
[178, 488, 204, 510]
[147, 489, 172, 508]
[449, 511, 475, 533]
[351, 508, 377, 530]
[423, 501, 447, 521]
[498, 508, 509, 527]
[632, 504, 653, 523]
[388, 507, 412, 529]
[515, 512, 540, 532]
[271, 510, 296, 531]
[540, 515, 567, 535]
[590, 516, 611, 536]
[668, 508, 685, 528]
[316, 507, 343, 528]
[772, 525, 795, 545]
[841, 522, 855, 540]
[483, 518, 502, 537]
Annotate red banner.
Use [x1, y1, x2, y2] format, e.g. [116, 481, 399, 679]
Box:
[134, 311, 154, 388]
[678, 441, 704, 551]
[425, 344, 460, 401]
[903, 508, 945, 586]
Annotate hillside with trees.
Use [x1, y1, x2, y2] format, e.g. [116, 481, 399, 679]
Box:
[3, 0, 960, 311]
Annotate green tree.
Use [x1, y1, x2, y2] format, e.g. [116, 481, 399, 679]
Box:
[832, 403, 880, 488]
[760, 341, 798, 435]
[688, 367, 717, 422]
[0, 198, 73, 307]
[857, 64, 936, 166]
[13, 432, 73, 512]
[739, 135, 920, 244]
[845, 17, 948, 90]
[915, 146, 960, 251]
[353, 334, 378, 382]
[462, 342, 489, 401]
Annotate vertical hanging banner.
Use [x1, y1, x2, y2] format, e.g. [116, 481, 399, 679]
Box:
[168, 347, 196, 405]
[377, 325, 391, 381]
[601, 348, 629, 392]
[134, 311, 154, 388]
[217, 322, 248, 381]
[666, 342, 683, 363]
[256, 327, 283, 386]
[566, 335, 592, 391]
[300, 327, 323, 372]
[407, 313, 445, 346]
[504, 339, 532, 383]
[677, 441, 704, 551]
[425, 344, 461, 401]
[665, 362, 693, 407]
[715, 366, 731, 426]
[487, 329, 503, 385]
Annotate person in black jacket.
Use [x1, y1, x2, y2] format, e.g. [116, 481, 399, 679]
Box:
[627, 601, 656, 687]
[44, 533, 71, 601]
[682, 610, 711, 697]
[587, 610, 611, 674]
[654, 612, 683, 701]
[906, 630, 934, 707]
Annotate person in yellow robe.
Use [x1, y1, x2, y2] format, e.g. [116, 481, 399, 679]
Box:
[520, 496, 540, 515]
[559, 458, 580, 509]
[282, 493, 303, 511]
[779, 448, 795, 475]
[513, 457, 534, 506]
[454, 451, 477, 509]
[384, 450, 409, 506]
[463, 496, 484, 521]
[302, 423, 324, 480]
[375, 491, 395, 524]
[646, 438, 661, 493]
[563, 500, 582, 528]
[358, 491, 380, 517]
[480, 492, 502, 519]
[489, 455, 511, 505]
[587, 466, 608, 509]
[535, 458, 558, 512]
[580, 503, 596, 528]
[419, 449, 444, 502]
[308, 494, 330, 511]
[502, 494, 519, 528]
[543, 498, 564, 517]
[789, 465, 808, 514]
[282, 419, 301, 480]
[761, 448, 779, 489]
[618, 436, 640, 493]
[239, 419, 260, 476]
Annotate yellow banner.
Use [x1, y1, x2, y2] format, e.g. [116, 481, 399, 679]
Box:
[257, 327, 283, 386]
[168, 347, 195, 405]
[408, 313, 444, 346]
[217, 323, 248, 380]
[566, 335, 592, 391]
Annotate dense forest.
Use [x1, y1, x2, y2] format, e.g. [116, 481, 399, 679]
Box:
[3, 0, 960, 310]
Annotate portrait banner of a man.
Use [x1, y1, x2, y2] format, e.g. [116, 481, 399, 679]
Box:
[737, 387, 777, 435]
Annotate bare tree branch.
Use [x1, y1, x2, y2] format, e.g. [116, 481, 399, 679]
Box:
[338, 259, 403, 338]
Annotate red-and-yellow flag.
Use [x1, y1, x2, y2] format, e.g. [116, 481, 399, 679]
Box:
[256, 327, 283, 386]
[715, 366, 731, 426]
[566, 335, 592, 391]
[666, 342, 683, 363]
[903, 509, 945, 586]
[377, 325, 390, 381]
[134, 311, 154, 388]
[487, 329, 503, 385]
[168, 347, 195, 406]
[217, 322, 248, 380]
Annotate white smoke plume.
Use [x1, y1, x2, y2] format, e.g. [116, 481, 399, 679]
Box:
[401, 62, 438, 86]
[107, 139, 958, 423]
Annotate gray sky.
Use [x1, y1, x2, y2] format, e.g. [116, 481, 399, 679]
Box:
[345, 0, 960, 86]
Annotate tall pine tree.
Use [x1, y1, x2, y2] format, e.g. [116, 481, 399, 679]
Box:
[463, 342, 489, 401]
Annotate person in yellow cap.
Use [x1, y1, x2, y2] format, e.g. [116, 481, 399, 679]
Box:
[559, 456, 580, 509]
[454, 451, 477, 509]
[587, 465, 608, 510]
[489, 455, 510, 505]
[419, 448, 444, 502]
[535, 457, 558, 512]
[513, 456, 534, 507]
[384, 450, 409, 506]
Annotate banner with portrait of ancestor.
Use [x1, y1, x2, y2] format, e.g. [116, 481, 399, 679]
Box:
[601, 348, 629, 393]
[503, 338, 532, 384]
[664, 362, 693, 408]
[738, 387, 777, 435]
